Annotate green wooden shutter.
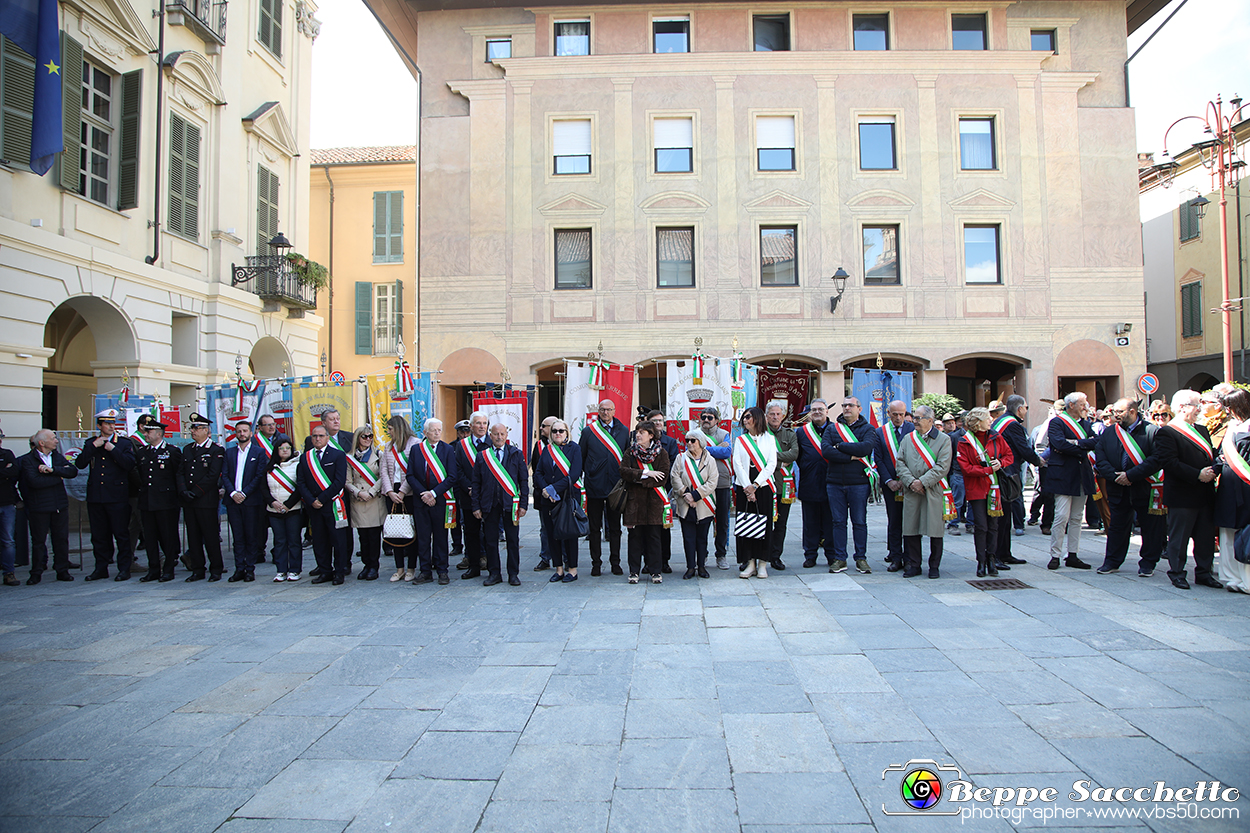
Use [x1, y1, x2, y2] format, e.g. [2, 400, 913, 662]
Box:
[373, 191, 387, 261]
[259, 0, 282, 57]
[394, 279, 404, 349]
[355, 282, 373, 355]
[117, 69, 141, 209]
[389, 192, 403, 261]
[55, 32, 84, 191]
[168, 114, 200, 238]
[168, 114, 184, 235]
[0, 36, 35, 167]
[257, 165, 279, 253]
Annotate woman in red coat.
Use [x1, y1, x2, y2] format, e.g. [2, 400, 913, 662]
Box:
[958, 407, 1014, 577]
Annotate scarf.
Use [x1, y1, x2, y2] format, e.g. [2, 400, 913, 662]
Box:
[630, 438, 660, 464]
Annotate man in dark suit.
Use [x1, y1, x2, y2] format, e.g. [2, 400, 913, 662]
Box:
[1044, 392, 1098, 571]
[177, 412, 226, 581]
[453, 412, 491, 578]
[1094, 398, 1165, 577]
[298, 423, 350, 584]
[303, 409, 354, 567]
[579, 400, 629, 576]
[992, 396, 1044, 567]
[797, 399, 833, 568]
[875, 400, 915, 571]
[1155, 389, 1222, 590]
[222, 419, 269, 582]
[75, 409, 137, 581]
[254, 414, 291, 458]
[134, 415, 182, 582]
[1, 424, 19, 586]
[472, 422, 529, 586]
[18, 430, 78, 583]
[407, 417, 458, 585]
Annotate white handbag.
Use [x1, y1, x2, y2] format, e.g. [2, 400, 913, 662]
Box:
[382, 504, 415, 546]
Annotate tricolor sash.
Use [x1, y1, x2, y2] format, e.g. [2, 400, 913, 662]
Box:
[800, 421, 823, 452]
[881, 424, 904, 502]
[129, 432, 147, 447]
[305, 450, 348, 528]
[459, 437, 482, 469]
[346, 450, 379, 488]
[833, 421, 880, 487]
[1222, 432, 1250, 487]
[964, 431, 1003, 517]
[1055, 412, 1102, 501]
[420, 441, 457, 528]
[1168, 419, 1215, 460]
[235, 378, 260, 413]
[909, 432, 957, 520]
[1114, 424, 1165, 515]
[255, 432, 274, 458]
[682, 452, 716, 514]
[739, 433, 779, 522]
[326, 434, 346, 454]
[547, 443, 585, 512]
[482, 446, 522, 525]
[639, 458, 673, 528]
[991, 414, 1015, 435]
[769, 428, 797, 504]
[269, 466, 296, 497]
[587, 419, 624, 464]
[391, 443, 409, 476]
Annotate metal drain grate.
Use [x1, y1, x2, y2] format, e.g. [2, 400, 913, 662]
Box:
[967, 578, 1033, 590]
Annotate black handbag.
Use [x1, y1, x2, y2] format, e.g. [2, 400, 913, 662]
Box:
[734, 508, 767, 539]
[554, 496, 590, 540]
[606, 478, 627, 513]
[998, 471, 1023, 503]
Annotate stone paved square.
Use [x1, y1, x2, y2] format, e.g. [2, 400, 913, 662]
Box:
[0, 505, 1246, 832]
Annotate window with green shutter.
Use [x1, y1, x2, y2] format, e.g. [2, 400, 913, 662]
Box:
[1181, 282, 1202, 338]
[168, 113, 200, 239]
[1, 35, 36, 169]
[259, 0, 283, 58]
[1179, 198, 1202, 242]
[57, 32, 84, 194]
[355, 282, 372, 355]
[118, 70, 141, 210]
[373, 191, 403, 263]
[257, 164, 279, 254]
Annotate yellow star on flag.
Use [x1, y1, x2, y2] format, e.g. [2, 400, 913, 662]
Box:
[44, 60, 60, 75]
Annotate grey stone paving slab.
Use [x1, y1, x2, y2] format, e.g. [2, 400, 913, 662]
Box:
[2, 699, 162, 760]
[972, 669, 1088, 705]
[715, 682, 815, 714]
[723, 712, 842, 773]
[706, 626, 787, 660]
[616, 737, 732, 788]
[236, 758, 393, 820]
[86, 785, 251, 833]
[159, 715, 338, 789]
[539, 672, 631, 705]
[1051, 736, 1218, 789]
[927, 723, 1078, 774]
[1009, 701, 1145, 740]
[178, 670, 312, 714]
[733, 771, 869, 826]
[623, 699, 724, 739]
[520, 702, 626, 746]
[639, 614, 709, 644]
[128, 712, 247, 748]
[301, 707, 435, 760]
[1116, 706, 1250, 756]
[392, 730, 520, 779]
[216, 820, 347, 833]
[863, 647, 961, 673]
[361, 674, 467, 710]
[481, 640, 566, 666]
[493, 742, 619, 802]
[777, 630, 863, 655]
[792, 654, 893, 693]
[810, 692, 935, 743]
[0, 815, 103, 833]
[477, 799, 609, 833]
[607, 788, 739, 833]
[342, 778, 494, 833]
[431, 691, 539, 732]
[263, 683, 373, 716]
[629, 666, 717, 700]
[1034, 656, 1193, 710]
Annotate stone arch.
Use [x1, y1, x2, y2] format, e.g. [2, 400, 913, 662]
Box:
[42, 295, 139, 428]
[1184, 371, 1220, 392]
[249, 336, 292, 379]
[439, 347, 503, 387]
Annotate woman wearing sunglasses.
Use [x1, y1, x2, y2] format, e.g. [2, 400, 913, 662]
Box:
[345, 425, 385, 580]
[533, 420, 583, 582]
[670, 430, 719, 579]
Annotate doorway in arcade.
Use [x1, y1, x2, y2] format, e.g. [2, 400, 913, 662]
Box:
[945, 357, 1024, 410]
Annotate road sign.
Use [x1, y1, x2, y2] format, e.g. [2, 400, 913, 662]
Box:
[329, 371, 346, 386]
[1137, 373, 1159, 397]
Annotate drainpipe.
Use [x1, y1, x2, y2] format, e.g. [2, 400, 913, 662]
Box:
[1238, 176, 1245, 380]
[144, 4, 166, 264]
[322, 164, 335, 374]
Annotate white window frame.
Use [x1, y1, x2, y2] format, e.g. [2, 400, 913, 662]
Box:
[373, 282, 400, 356]
[752, 112, 801, 177]
[554, 18, 591, 56]
[652, 15, 691, 53]
[78, 56, 118, 207]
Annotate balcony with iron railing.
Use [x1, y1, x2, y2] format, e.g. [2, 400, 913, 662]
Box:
[231, 254, 317, 314]
[166, 0, 228, 51]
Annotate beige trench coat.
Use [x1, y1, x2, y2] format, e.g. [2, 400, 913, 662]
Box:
[896, 428, 953, 538]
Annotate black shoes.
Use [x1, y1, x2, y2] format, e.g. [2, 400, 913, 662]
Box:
[1196, 576, 1224, 589]
[534, 561, 550, 571]
[358, 568, 379, 581]
[803, 558, 817, 568]
[976, 565, 987, 578]
[186, 572, 205, 582]
[590, 564, 602, 577]
[1065, 554, 1091, 569]
[113, 573, 130, 582]
[902, 570, 922, 578]
[993, 561, 1011, 571]
[456, 558, 471, 570]
[437, 573, 450, 585]
[561, 573, 577, 582]
[311, 574, 334, 584]
[483, 575, 503, 587]
[159, 574, 174, 582]
[85, 571, 108, 582]
[450, 545, 464, 556]
[611, 565, 624, 576]
[773, 559, 786, 571]
[208, 573, 222, 582]
[461, 570, 481, 580]
[1003, 556, 1027, 565]
[661, 564, 672, 574]
[331, 575, 345, 586]
[549, 573, 564, 583]
[929, 569, 940, 579]
[414, 573, 434, 584]
[697, 568, 710, 579]
[139, 573, 160, 583]
[887, 562, 904, 573]
[1171, 576, 1191, 590]
[508, 576, 522, 586]
[228, 571, 248, 582]
[1047, 557, 1061, 570]
[26, 574, 41, 585]
[683, 568, 696, 580]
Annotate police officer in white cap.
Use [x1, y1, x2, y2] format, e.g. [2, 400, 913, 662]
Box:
[75, 409, 136, 580]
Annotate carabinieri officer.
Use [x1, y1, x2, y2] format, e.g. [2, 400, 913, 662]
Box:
[134, 414, 182, 582]
[76, 408, 136, 581]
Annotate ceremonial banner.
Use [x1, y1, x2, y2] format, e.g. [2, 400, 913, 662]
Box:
[850, 368, 914, 428]
[291, 380, 353, 444]
[472, 392, 531, 462]
[206, 382, 262, 445]
[564, 361, 636, 443]
[664, 358, 759, 425]
[757, 367, 810, 422]
[367, 370, 433, 445]
[93, 394, 154, 418]
[255, 382, 294, 439]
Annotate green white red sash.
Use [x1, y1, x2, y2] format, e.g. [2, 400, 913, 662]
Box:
[881, 424, 904, 502]
[739, 433, 779, 522]
[587, 419, 624, 464]
[800, 421, 823, 452]
[683, 452, 716, 514]
[909, 432, 956, 520]
[326, 434, 345, 453]
[255, 432, 274, 458]
[269, 466, 296, 496]
[991, 414, 1015, 435]
[547, 443, 586, 512]
[1222, 433, 1250, 487]
[769, 428, 797, 504]
[1114, 424, 1165, 515]
[964, 431, 1003, 517]
[420, 441, 457, 528]
[129, 432, 147, 447]
[1168, 419, 1214, 460]
[346, 450, 379, 488]
[833, 420, 879, 487]
[482, 446, 522, 525]
[459, 437, 481, 468]
[1055, 412, 1103, 501]
[305, 449, 348, 527]
[391, 443, 408, 476]
[639, 458, 673, 528]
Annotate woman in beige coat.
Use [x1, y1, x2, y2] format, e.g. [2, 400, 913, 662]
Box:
[346, 425, 387, 580]
[379, 415, 419, 581]
[895, 406, 952, 579]
[670, 430, 719, 579]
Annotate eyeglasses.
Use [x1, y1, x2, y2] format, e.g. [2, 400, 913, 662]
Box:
[841, 404, 857, 408]
[685, 438, 700, 445]
[361, 434, 373, 439]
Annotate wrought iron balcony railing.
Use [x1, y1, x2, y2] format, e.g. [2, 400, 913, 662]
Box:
[231, 255, 317, 310]
[166, 0, 228, 48]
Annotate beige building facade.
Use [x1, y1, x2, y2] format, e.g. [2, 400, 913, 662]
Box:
[358, 0, 1159, 423]
[0, 0, 322, 435]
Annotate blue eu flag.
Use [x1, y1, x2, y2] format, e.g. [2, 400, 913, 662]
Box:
[0, 0, 62, 175]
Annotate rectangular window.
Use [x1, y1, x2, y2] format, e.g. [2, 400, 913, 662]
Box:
[78, 58, 114, 205]
[853, 14, 889, 50]
[554, 20, 589, 56]
[863, 225, 900, 285]
[653, 117, 693, 173]
[256, 164, 279, 255]
[756, 115, 795, 171]
[555, 229, 592, 289]
[1031, 29, 1055, 52]
[486, 38, 512, 61]
[753, 14, 790, 52]
[959, 118, 996, 170]
[373, 282, 400, 355]
[553, 119, 591, 175]
[858, 117, 896, 170]
[258, 0, 283, 58]
[952, 14, 987, 50]
[964, 225, 1001, 284]
[373, 191, 403, 263]
[1179, 198, 1202, 242]
[657, 227, 694, 288]
[760, 226, 797, 286]
[653, 18, 689, 53]
[1181, 282, 1203, 338]
[167, 113, 201, 240]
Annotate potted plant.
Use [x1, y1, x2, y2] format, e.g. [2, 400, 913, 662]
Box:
[285, 252, 328, 290]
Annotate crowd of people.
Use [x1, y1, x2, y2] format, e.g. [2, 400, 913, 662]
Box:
[2, 387, 1248, 595]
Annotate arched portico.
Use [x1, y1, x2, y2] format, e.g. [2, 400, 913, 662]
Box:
[1054, 340, 1125, 411]
[42, 296, 138, 429]
[250, 336, 292, 379]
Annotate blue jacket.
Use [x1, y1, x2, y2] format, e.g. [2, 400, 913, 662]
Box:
[534, 441, 583, 507]
[874, 422, 915, 484]
[471, 443, 530, 515]
[1044, 414, 1098, 497]
[75, 434, 135, 503]
[795, 421, 829, 501]
[221, 441, 269, 506]
[296, 445, 348, 513]
[579, 418, 630, 499]
[406, 440, 458, 502]
[821, 415, 876, 486]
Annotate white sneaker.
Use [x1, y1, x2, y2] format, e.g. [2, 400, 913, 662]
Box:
[716, 556, 729, 570]
[739, 560, 757, 579]
[286, 572, 301, 582]
[272, 573, 286, 583]
[756, 561, 768, 578]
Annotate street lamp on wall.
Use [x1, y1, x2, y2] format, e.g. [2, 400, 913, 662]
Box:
[1192, 195, 1210, 220]
[829, 268, 850, 314]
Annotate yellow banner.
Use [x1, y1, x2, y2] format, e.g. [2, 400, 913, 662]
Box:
[367, 374, 396, 444]
[291, 383, 354, 443]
